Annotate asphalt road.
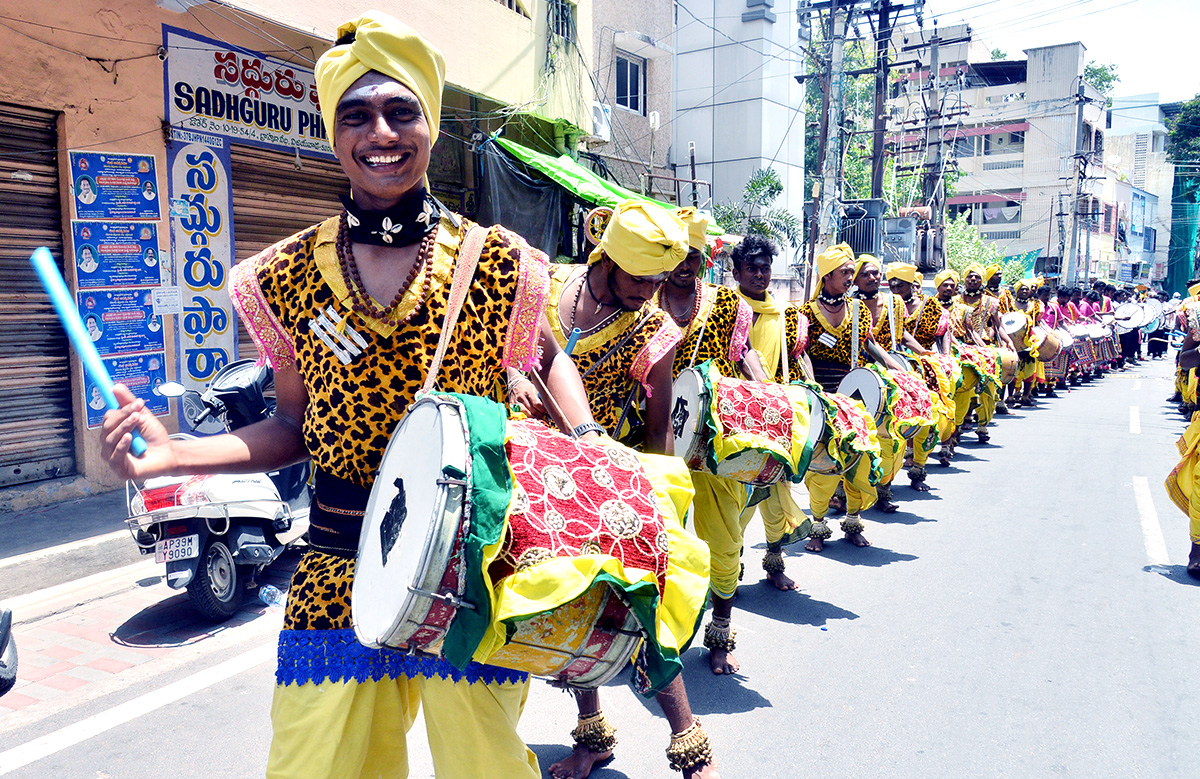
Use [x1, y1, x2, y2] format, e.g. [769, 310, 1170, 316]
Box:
[2, 355, 1198, 778]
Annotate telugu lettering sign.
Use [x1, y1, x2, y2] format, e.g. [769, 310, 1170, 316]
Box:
[163, 25, 333, 159]
[167, 128, 235, 399]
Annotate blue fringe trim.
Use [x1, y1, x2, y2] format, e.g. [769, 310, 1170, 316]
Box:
[275, 629, 529, 687]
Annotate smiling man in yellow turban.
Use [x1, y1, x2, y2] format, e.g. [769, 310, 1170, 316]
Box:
[952, 263, 1015, 442]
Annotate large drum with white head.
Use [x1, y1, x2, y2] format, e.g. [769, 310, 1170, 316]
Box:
[353, 395, 651, 689]
[672, 366, 825, 486]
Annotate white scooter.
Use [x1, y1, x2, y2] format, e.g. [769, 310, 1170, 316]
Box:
[124, 360, 310, 621]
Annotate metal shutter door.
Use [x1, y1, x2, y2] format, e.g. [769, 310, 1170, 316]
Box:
[230, 145, 348, 360]
[0, 102, 75, 487]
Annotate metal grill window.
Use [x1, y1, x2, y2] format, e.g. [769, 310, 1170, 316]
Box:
[550, 0, 574, 41]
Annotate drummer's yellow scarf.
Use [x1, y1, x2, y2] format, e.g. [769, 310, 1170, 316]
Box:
[737, 290, 784, 379]
[1166, 411, 1200, 534]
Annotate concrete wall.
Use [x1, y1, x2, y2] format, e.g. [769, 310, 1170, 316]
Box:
[588, 0, 675, 196]
[672, 0, 805, 270]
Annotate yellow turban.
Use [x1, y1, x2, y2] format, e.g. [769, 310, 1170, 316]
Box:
[934, 269, 960, 289]
[315, 12, 447, 150]
[886, 262, 920, 284]
[964, 263, 986, 280]
[1014, 278, 1035, 293]
[673, 207, 710, 252]
[589, 200, 688, 276]
[1188, 282, 1200, 299]
[853, 254, 881, 281]
[984, 263, 1002, 282]
[1034, 275, 1045, 288]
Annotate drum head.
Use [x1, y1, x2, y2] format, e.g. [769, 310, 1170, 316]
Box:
[671, 369, 706, 456]
[353, 398, 467, 648]
[1114, 302, 1145, 333]
[836, 368, 883, 420]
[1000, 312, 1026, 335]
[1055, 328, 1075, 348]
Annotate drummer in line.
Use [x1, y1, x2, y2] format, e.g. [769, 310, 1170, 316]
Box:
[852, 255, 927, 513]
[506, 201, 719, 779]
[799, 245, 906, 552]
[731, 235, 814, 582]
[658, 212, 793, 678]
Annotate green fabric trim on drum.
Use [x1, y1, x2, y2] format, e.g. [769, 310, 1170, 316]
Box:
[439, 392, 513, 670]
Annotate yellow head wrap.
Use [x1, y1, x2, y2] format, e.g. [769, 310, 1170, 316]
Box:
[934, 269, 960, 289]
[984, 263, 1002, 282]
[1034, 275, 1045, 288]
[812, 243, 855, 297]
[315, 12, 447, 150]
[885, 262, 920, 284]
[853, 254, 881, 282]
[1188, 282, 1200, 299]
[1014, 278, 1035, 293]
[673, 207, 710, 252]
[964, 263, 986, 280]
[588, 200, 688, 276]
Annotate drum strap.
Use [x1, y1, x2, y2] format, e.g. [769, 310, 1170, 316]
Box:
[421, 225, 489, 395]
[780, 308, 790, 384]
[886, 293, 898, 350]
[850, 301, 860, 369]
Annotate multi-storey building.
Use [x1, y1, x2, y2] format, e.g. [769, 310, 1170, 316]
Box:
[0, 0, 593, 502]
[890, 40, 1106, 282]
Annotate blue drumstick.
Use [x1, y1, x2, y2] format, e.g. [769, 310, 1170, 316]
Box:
[29, 247, 147, 457]
[564, 327, 582, 356]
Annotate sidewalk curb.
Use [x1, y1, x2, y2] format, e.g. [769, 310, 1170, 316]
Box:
[7, 560, 161, 624]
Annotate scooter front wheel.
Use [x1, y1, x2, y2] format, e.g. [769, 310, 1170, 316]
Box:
[187, 537, 244, 621]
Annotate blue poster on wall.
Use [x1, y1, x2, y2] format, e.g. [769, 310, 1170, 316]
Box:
[84, 353, 169, 428]
[68, 151, 161, 220]
[76, 288, 165, 357]
[72, 221, 163, 288]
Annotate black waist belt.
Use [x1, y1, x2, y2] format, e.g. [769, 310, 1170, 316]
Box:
[811, 358, 851, 394]
[309, 470, 372, 558]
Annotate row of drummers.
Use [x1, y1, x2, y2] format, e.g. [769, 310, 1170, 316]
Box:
[350, 208, 1120, 776]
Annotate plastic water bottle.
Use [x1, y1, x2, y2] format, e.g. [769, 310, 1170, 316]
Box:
[258, 584, 286, 608]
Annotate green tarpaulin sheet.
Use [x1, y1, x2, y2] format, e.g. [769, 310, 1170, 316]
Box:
[494, 137, 721, 235]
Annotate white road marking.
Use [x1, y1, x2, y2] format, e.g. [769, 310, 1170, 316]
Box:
[1133, 477, 1170, 566]
[0, 530, 127, 571]
[1130, 406, 1141, 434]
[1132, 379, 1142, 391]
[6, 559, 159, 622]
[0, 644, 274, 775]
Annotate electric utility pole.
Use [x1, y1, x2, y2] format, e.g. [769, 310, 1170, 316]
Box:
[870, 0, 897, 199]
[1065, 77, 1087, 285]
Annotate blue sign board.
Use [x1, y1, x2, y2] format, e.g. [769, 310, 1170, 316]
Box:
[68, 151, 161, 220]
[76, 288, 165, 357]
[84, 353, 169, 428]
[72, 221, 163, 288]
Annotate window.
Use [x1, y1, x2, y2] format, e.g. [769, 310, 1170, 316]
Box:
[1104, 205, 1113, 233]
[615, 54, 645, 115]
[954, 136, 975, 158]
[493, 0, 529, 18]
[549, 0, 573, 41]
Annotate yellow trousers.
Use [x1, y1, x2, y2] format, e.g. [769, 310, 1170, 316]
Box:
[805, 462, 877, 519]
[754, 481, 805, 545]
[267, 675, 538, 779]
[877, 431, 903, 487]
[954, 367, 996, 429]
[691, 472, 753, 599]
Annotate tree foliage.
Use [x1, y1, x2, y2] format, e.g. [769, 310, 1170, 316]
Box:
[711, 168, 803, 247]
[1083, 61, 1120, 97]
[943, 213, 1002, 275]
[1169, 94, 1200, 165]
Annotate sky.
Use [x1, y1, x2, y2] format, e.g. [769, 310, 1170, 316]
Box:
[923, 0, 1200, 104]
